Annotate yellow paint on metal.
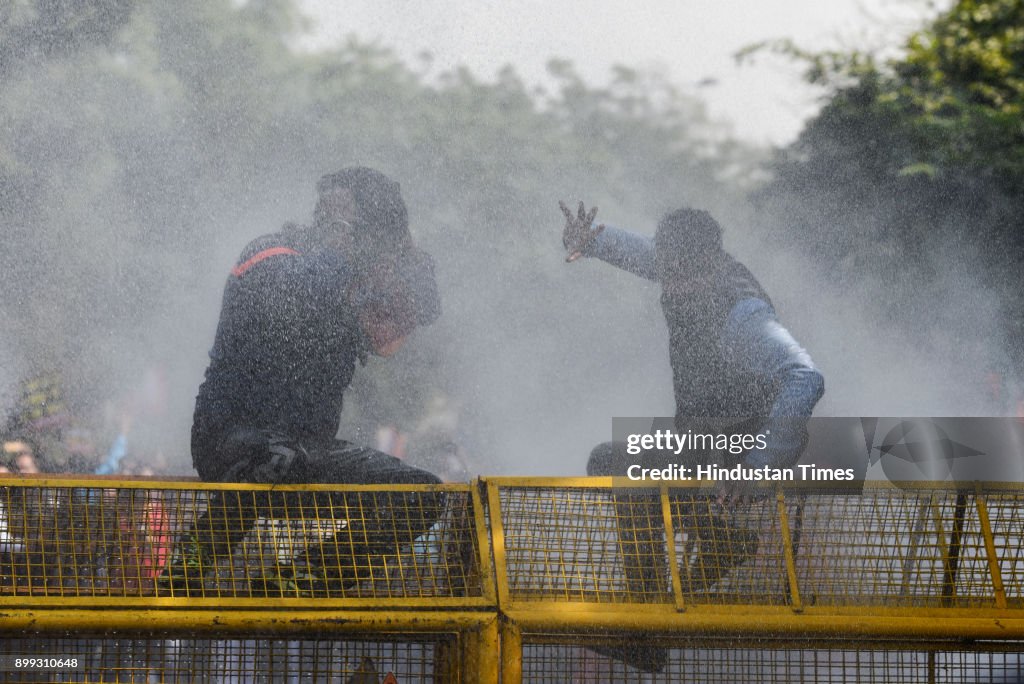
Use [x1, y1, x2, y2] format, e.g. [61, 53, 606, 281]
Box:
[660, 484, 686, 612]
[0, 609, 494, 633]
[457, 616, 499, 683]
[471, 481, 497, 604]
[2, 476, 1024, 680]
[776, 489, 803, 612]
[475, 616, 500, 684]
[484, 479, 511, 609]
[975, 487, 1008, 609]
[500, 618, 523, 684]
[503, 606, 1024, 639]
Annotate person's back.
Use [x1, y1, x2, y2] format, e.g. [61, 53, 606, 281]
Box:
[560, 202, 825, 673]
[160, 167, 445, 598]
[191, 228, 363, 479]
[561, 203, 824, 487]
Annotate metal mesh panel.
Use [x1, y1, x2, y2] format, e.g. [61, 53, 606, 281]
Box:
[497, 486, 781, 605]
[4, 477, 1024, 682]
[982, 491, 1024, 602]
[520, 637, 1024, 683]
[0, 480, 483, 601]
[497, 485, 792, 605]
[0, 485, 166, 596]
[492, 482, 1019, 609]
[669, 491, 786, 604]
[936, 648, 1024, 683]
[0, 635, 450, 683]
[498, 487, 672, 603]
[793, 489, 993, 607]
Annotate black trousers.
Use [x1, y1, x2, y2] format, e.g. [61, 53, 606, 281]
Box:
[587, 440, 756, 598]
[588, 441, 672, 597]
[189, 427, 445, 581]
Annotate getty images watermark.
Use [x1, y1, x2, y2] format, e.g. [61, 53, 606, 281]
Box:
[611, 417, 1024, 487]
[621, 426, 853, 483]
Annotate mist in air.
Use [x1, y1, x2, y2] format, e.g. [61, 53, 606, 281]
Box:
[0, 0, 1016, 477]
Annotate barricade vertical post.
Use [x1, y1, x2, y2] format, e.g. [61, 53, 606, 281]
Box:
[660, 484, 686, 611]
[460, 616, 499, 683]
[433, 637, 458, 683]
[485, 479, 511, 609]
[500, 617, 523, 684]
[975, 484, 1007, 610]
[776, 489, 802, 612]
[472, 480, 498, 604]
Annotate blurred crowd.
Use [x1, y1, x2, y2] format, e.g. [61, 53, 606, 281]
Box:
[1, 370, 171, 478]
[2, 371, 475, 482]
[0, 370, 473, 599]
[373, 392, 473, 484]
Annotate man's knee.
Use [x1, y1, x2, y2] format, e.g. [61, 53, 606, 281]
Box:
[404, 467, 445, 523]
[400, 466, 443, 487]
[194, 427, 278, 481]
[216, 428, 304, 483]
[588, 441, 630, 476]
[419, 490, 447, 525]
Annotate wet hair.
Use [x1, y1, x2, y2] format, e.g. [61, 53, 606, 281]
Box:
[315, 167, 411, 253]
[654, 208, 724, 277]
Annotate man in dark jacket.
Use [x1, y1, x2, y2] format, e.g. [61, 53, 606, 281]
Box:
[160, 167, 444, 597]
[561, 202, 824, 672]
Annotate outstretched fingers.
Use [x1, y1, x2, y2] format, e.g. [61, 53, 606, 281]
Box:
[559, 199, 603, 262]
[559, 200, 575, 223]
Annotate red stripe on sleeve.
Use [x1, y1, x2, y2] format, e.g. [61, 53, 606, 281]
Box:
[230, 247, 299, 277]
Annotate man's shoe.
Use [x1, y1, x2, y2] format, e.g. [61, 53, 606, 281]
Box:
[156, 535, 214, 597]
[249, 564, 329, 598]
[589, 642, 668, 673]
[682, 516, 759, 594]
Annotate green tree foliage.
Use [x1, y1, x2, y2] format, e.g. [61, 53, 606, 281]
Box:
[754, 0, 1024, 378]
[0, 0, 135, 71]
[894, 0, 1024, 182]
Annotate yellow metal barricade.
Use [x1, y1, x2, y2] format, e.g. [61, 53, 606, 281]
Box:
[485, 477, 1024, 683]
[0, 475, 498, 683]
[2, 475, 1024, 682]
[517, 636, 1024, 683]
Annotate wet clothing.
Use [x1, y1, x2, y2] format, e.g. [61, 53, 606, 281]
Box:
[176, 227, 444, 594]
[580, 225, 824, 673]
[585, 226, 824, 471]
[192, 231, 366, 480]
[192, 225, 443, 488]
[189, 428, 444, 589]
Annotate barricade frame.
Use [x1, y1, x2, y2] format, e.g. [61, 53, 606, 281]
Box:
[3, 474, 1024, 682]
[484, 476, 1024, 682]
[0, 474, 497, 610]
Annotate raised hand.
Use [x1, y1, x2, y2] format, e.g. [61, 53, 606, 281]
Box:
[559, 200, 605, 263]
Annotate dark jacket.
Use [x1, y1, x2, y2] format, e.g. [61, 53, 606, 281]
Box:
[192, 229, 365, 477]
[586, 226, 824, 468]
